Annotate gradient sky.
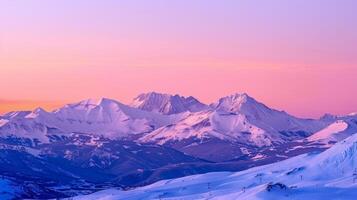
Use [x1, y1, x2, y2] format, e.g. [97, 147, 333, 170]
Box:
[0, 0, 357, 118]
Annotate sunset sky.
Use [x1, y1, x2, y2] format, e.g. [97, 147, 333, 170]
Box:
[0, 0, 356, 118]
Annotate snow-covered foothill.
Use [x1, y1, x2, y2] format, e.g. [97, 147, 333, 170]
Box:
[73, 133, 357, 200]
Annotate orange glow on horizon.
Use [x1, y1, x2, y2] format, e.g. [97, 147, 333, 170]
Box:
[0, 100, 64, 115]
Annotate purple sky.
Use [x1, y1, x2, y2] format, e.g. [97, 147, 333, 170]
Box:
[0, 0, 357, 118]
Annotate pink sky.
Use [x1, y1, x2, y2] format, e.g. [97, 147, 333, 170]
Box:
[0, 0, 356, 118]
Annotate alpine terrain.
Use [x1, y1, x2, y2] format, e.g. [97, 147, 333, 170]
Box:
[0, 92, 356, 199]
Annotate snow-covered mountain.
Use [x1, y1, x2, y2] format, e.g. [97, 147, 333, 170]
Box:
[131, 92, 208, 115]
[1, 92, 356, 198]
[0, 93, 349, 163]
[49, 98, 170, 138]
[0, 93, 341, 163]
[212, 93, 325, 135]
[0, 93, 328, 146]
[140, 93, 328, 161]
[73, 132, 357, 200]
[0, 98, 183, 144]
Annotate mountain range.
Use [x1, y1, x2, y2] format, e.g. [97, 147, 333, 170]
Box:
[0, 92, 356, 199]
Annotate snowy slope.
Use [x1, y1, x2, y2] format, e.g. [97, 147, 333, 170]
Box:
[143, 93, 326, 144]
[307, 114, 357, 146]
[1, 111, 32, 120]
[73, 133, 357, 200]
[212, 93, 326, 135]
[48, 98, 167, 138]
[131, 92, 208, 115]
[308, 120, 349, 144]
[140, 93, 328, 161]
[0, 98, 184, 143]
[140, 110, 271, 147]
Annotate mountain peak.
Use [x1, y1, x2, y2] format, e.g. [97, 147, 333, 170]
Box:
[52, 97, 128, 123]
[139, 91, 172, 97]
[131, 92, 207, 115]
[82, 97, 117, 105]
[66, 97, 122, 110]
[25, 107, 49, 119]
[211, 93, 261, 113]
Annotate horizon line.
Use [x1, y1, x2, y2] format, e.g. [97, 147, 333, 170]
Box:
[1, 93, 356, 120]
